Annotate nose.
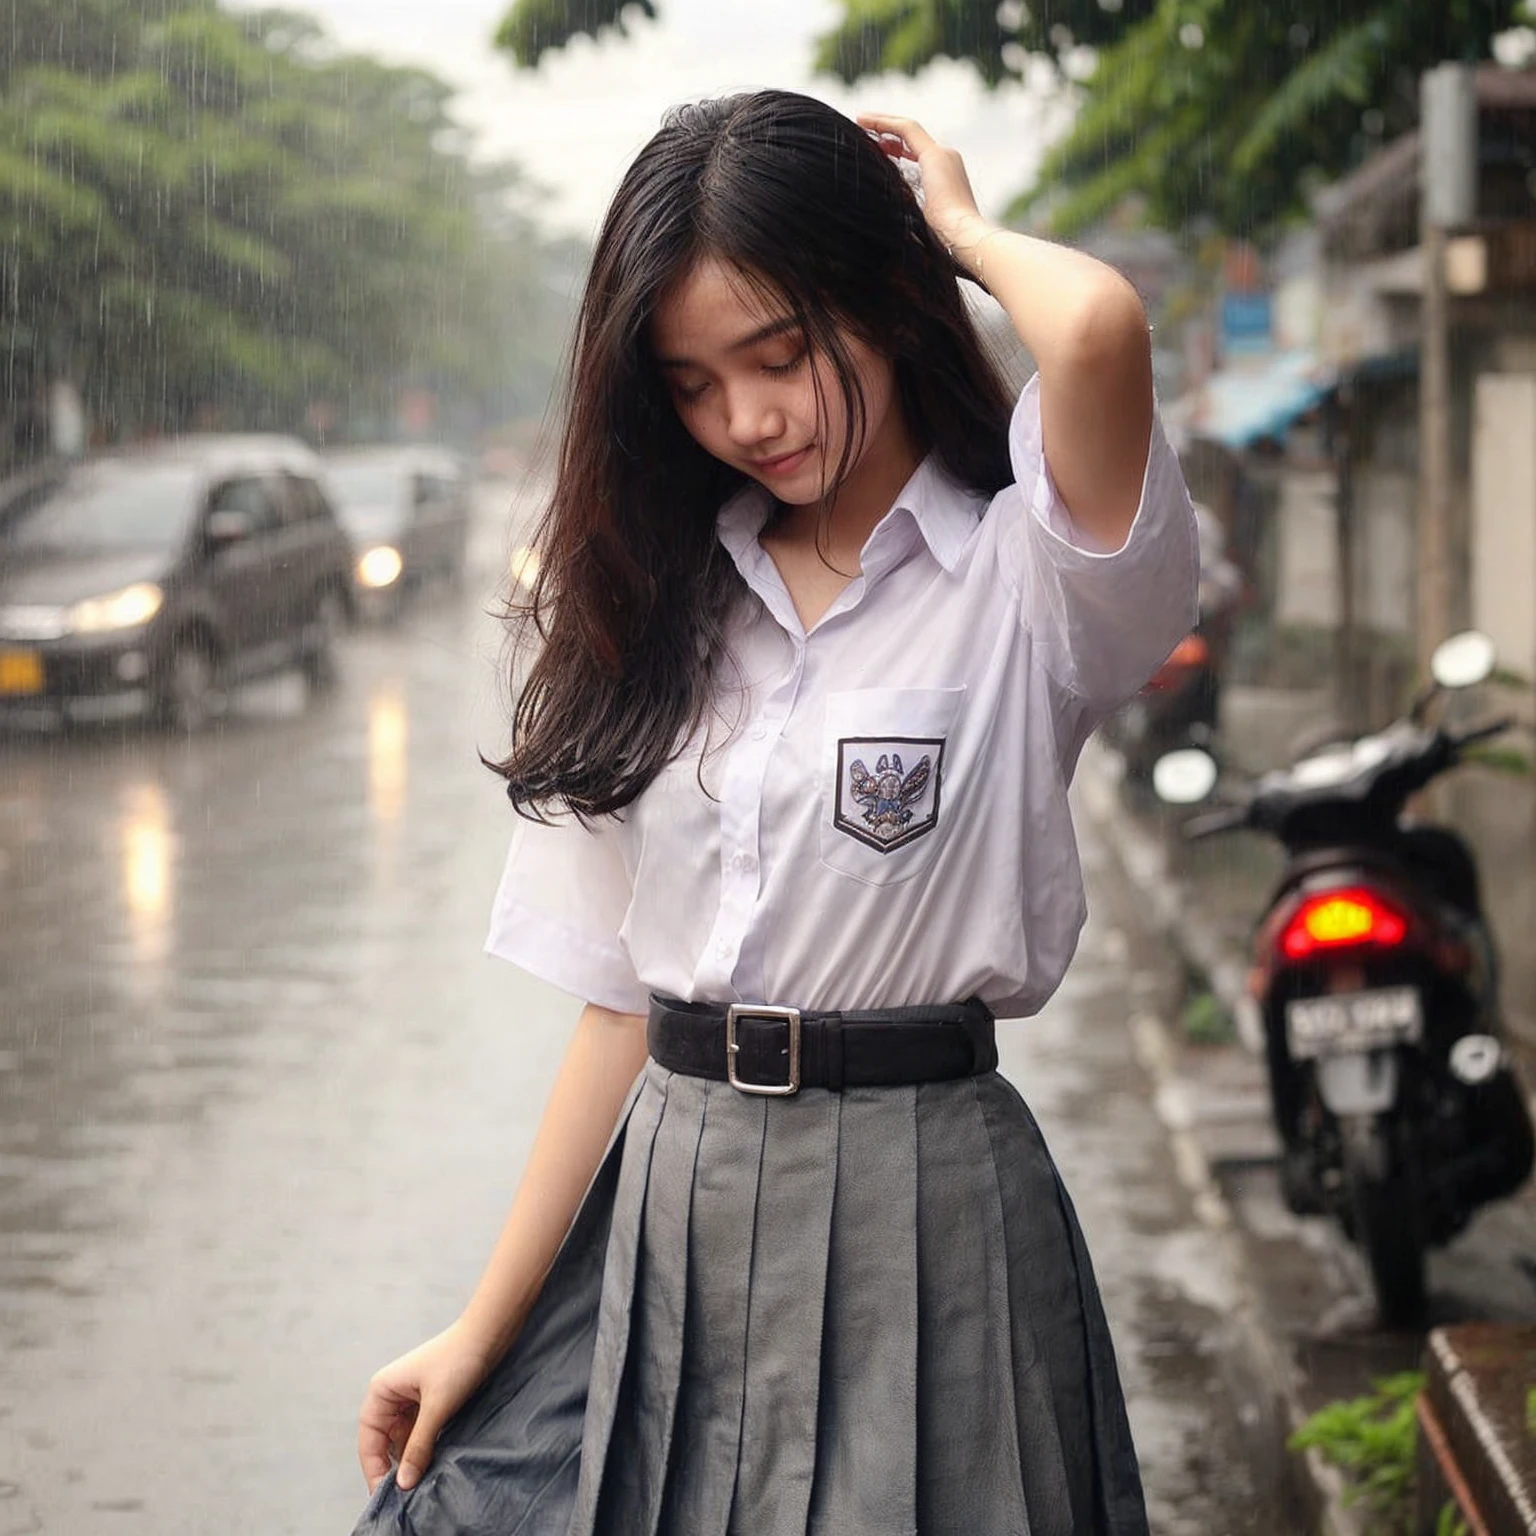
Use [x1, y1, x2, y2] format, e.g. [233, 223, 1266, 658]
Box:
[722, 382, 783, 449]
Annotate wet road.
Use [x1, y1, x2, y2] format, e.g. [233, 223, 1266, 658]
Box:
[0, 483, 1273, 1535]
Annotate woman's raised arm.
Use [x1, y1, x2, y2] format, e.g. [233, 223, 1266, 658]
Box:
[859, 112, 1153, 554]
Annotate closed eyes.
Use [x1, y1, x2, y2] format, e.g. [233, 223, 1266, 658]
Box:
[763, 352, 807, 377]
[671, 350, 807, 403]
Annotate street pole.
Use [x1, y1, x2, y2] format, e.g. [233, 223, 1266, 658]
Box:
[1330, 388, 1358, 726]
[1418, 216, 1451, 678]
[1417, 64, 1477, 678]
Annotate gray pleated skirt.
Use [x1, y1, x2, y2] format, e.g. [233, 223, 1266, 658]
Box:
[353, 1061, 1149, 1536]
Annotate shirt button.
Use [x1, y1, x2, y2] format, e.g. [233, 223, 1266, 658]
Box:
[715, 939, 731, 959]
[750, 723, 767, 741]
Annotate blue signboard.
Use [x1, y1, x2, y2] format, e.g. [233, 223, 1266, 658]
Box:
[1220, 292, 1273, 357]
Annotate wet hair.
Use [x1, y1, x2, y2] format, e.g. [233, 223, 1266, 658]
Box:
[488, 89, 1014, 819]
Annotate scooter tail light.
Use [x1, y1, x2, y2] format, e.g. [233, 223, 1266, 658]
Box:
[1278, 888, 1410, 961]
[1146, 632, 1211, 691]
[1167, 632, 1211, 668]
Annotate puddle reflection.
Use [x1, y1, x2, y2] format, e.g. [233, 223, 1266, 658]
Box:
[119, 779, 174, 996]
[368, 686, 408, 828]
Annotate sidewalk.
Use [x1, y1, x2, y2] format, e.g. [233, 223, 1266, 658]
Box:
[1075, 703, 1536, 1534]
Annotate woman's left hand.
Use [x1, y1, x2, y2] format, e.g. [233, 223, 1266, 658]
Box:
[857, 113, 990, 255]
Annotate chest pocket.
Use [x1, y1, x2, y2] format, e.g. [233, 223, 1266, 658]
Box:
[818, 686, 965, 886]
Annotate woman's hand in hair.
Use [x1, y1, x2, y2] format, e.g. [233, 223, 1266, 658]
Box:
[857, 113, 991, 257]
[862, 111, 1152, 554]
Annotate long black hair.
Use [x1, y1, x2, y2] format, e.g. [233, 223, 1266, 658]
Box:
[488, 90, 1014, 819]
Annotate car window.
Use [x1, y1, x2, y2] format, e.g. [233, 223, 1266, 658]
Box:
[415, 473, 459, 513]
[0, 471, 67, 537]
[325, 462, 406, 540]
[281, 473, 334, 526]
[328, 462, 405, 512]
[207, 476, 281, 535]
[2, 463, 200, 553]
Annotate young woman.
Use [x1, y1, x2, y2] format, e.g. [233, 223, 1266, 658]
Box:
[353, 90, 1197, 1536]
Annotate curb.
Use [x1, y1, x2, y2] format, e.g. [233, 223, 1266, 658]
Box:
[1077, 741, 1364, 1535]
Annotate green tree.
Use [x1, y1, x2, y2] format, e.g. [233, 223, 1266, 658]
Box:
[493, 0, 1530, 237]
[495, 0, 659, 70]
[2, 0, 575, 456]
[1004, 0, 1527, 236]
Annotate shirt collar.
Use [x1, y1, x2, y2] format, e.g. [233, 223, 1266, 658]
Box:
[715, 451, 983, 588]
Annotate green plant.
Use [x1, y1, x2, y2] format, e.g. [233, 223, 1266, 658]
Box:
[1181, 988, 1235, 1046]
[1465, 743, 1533, 777]
[1288, 1371, 1425, 1533]
[1525, 1383, 1536, 1438]
[1437, 1500, 1469, 1536]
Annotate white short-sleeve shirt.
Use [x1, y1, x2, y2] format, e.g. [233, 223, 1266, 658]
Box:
[486, 375, 1198, 1018]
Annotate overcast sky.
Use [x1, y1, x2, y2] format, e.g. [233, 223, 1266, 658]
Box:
[230, 0, 1071, 239]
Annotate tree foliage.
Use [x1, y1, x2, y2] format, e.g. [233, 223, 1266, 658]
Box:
[3, 0, 578, 456]
[812, 0, 1158, 88]
[1016, 0, 1526, 237]
[495, 0, 658, 69]
[492, 0, 1529, 236]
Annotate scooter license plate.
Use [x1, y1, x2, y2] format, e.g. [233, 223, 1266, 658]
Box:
[1285, 987, 1424, 1059]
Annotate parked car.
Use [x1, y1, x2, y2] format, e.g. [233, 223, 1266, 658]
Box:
[0, 435, 354, 731]
[0, 463, 69, 539]
[322, 446, 471, 618]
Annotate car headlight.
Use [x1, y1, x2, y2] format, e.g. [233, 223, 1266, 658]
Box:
[508, 544, 540, 592]
[357, 545, 404, 589]
[0, 605, 70, 641]
[67, 582, 164, 635]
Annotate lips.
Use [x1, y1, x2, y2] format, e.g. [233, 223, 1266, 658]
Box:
[751, 445, 813, 476]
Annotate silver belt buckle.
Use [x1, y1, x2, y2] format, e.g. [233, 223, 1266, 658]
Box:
[726, 1004, 801, 1096]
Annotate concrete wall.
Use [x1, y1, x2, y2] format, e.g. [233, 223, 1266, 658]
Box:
[1472, 372, 1536, 682]
[1273, 470, 1340, 628]
[1356, 469, 1417, 635]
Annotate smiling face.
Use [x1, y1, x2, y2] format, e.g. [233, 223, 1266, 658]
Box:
[650, 254, 904, 508]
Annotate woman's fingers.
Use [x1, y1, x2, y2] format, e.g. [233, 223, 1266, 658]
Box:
[358, 1384, 417, 1493]
[856, 112, 939, 158]
[857, 112, 984, 250]
[870, 132, 915, 162]
[397, 1398, 451, 1492]
[356, 1391, 444, 1494]
[864, 127, 916, 161]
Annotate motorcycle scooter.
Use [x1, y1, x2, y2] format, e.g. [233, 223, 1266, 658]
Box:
[1153, 632, 1534, 1326]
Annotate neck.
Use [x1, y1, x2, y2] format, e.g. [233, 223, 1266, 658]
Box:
[772, 408, 922, 564]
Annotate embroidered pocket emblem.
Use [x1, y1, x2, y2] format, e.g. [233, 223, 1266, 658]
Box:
[834, 737, 944, 854]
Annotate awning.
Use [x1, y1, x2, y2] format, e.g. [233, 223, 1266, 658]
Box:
[1167, 350, 1336, 451]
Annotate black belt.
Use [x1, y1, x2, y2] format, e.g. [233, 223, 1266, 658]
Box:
[646, 994, 998, 1096]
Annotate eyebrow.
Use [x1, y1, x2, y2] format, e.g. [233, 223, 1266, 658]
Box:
[654, 316, 801, 370]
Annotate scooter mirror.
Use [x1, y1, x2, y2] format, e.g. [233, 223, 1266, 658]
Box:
[1151, 748, 1220, 805]
[1430, 630, 1496, 691]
